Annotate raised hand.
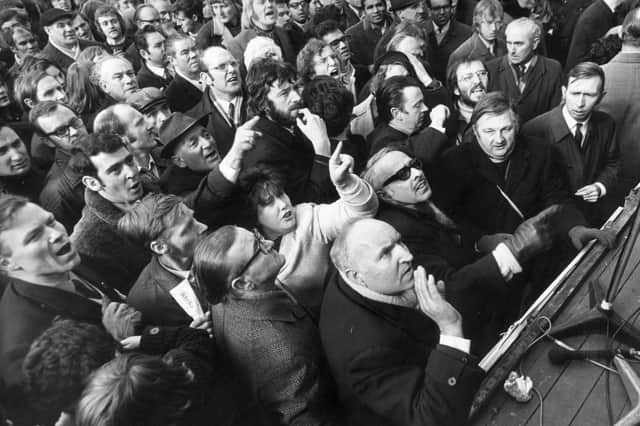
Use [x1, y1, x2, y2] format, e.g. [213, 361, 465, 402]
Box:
[414, 266, 463, 337]
[329, 141, 356, 190]
[296, 108, 331, 157]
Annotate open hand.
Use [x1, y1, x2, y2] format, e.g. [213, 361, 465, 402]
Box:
[414, 266, 462, 337]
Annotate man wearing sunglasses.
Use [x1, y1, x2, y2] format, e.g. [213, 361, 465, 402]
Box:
[368, 76, 450, 173]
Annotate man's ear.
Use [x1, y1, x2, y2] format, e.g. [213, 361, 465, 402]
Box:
[561, 85, 566, 103]
[82, 175, 103, 192]
[0, 256, 19, 273]
[139, 48, 150, 62]
[532, 36, 540, 51]
[23, 98, 34, 110]
[344, 268, 367, 288]
[191, 14, 199, 23]
[453, 86, 460, 97]
[200, 71, 212, 87]
[149, 239, 168, 256]
[390, 106, 402, 122]
[171, 154, 187, 168]
[230, 276, 254, 292]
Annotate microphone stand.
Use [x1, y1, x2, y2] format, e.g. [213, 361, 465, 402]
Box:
[549, 190, 640, 348]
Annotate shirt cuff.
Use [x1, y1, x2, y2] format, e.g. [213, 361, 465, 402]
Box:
[492, 242, 523, 281]
[440, 334, 471, 354]
[594, 182, 607, 197]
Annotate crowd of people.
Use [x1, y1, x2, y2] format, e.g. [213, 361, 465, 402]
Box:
[0, 0, 637, 422]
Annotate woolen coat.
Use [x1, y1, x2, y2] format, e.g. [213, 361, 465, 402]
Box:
[165, 73, 204, 113]
[564, 0, 616, 72]
[137, 61, 173, 90]
[40, 39, 104, 72]
[319, 273, 485, 425]
[486, 55, 563, 123]
[446, 32, 507, 74]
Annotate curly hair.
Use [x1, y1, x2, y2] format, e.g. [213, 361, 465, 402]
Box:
[22, 318, 116, 422]
[245, 57, 297, 117]
[302, 75, 354, 137]
[296, 38, 330, 83]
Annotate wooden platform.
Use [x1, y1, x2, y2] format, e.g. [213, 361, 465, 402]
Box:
[471, 192, 640, 425]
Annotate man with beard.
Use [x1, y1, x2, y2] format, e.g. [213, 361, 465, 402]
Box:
[485, 17, 562, 123]
[165, 35, 204, 113]
[40, 9, 101, 72]
[94, 55, 140, 103]
[368, 76, 450, 173]
[447, 0, 507, 72]
[426, 0, 472, 82]
[243, 57, 336, 203]
[522, 62, 619, 225]
[95, 6, 133, 56]
[346, 0, 393, 74]
[447, 57, 488, 145]
[0, 126, 43, 202]
[187, 46, 245, 156]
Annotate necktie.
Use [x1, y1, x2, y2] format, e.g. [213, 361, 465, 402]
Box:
[228, 102, 235, 127]
[515, 64, 526, 91]
[575, 122, 584, 152]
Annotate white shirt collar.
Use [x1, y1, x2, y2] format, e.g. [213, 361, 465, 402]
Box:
[146, 62, 167, 77]
[477, 33, 495, 50]
[561, 105, 589, 135]
[49, 38, 80, 60]
[158, 258, 190, 279]
[433, 20, 451, 35]
[338, 270, 417, 308]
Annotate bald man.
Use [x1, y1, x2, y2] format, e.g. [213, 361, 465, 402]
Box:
[319, 218, 486, 426]
[485, 17, 562, 122]
[186, 46, 245, 156]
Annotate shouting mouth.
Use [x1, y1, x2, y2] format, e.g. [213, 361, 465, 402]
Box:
[56, 242, 73, 257]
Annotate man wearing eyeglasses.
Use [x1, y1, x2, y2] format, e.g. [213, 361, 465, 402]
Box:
[368, 76, 450, 172]
[447, 57, 489, 145]
[31, 101, 89, 232]
[288, 0, 311, 52]
[187, 46, 245, 156]
[426, 0, 472, 82]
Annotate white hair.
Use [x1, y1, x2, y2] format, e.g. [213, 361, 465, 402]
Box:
[243, 36, 283, 69]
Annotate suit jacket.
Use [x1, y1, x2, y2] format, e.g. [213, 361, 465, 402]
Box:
[165, 73, 203, 113]
[211, 291, 338, 425]
[486, 55, 563, 123]
[435, 135, 587, 241]
[319, 273, 485, 425]
[137, 61, 173, 89]
[427, 20, 473, 82]
[288, 21, 311, 54]
[447, 32, 507, 74]
[127, 257, 192, 327]
[225, 26, 296, 66]
[345, 16, 392, 68]
[599, 51, 640, 200]
[242, 116, 332, 204]
[522, 106, 619, 195]
[564, 0, 616, 72]
[40, 39, 103, 72]
[186, 88, 246, 156]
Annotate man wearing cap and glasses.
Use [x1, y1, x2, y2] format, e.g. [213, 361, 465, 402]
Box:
[40, 8, 102, 72]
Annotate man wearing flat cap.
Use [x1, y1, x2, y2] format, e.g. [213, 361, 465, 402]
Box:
[390, 0, 428, 24]
[126, 87, 172, 139]
[40, 9, 102, 72]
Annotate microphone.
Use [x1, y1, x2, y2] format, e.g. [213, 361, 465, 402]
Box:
[548, 347, 638, 364]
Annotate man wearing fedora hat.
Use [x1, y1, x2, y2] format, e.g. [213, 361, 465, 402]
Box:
[40, 8, 102, 72]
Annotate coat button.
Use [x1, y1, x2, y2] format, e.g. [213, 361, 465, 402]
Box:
[448, 377, 457, 386]
[150, 327, 160, 335]
[461, 356, 468, 363]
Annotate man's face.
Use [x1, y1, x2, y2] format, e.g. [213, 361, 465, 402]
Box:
[97, 14, 123, 41]
[51, 0, 71, 11]
[288, 0, 308, 24]
[142, 31, 166, 67]
[1, 18, 23, 34]
[137, 6, 163, 31]
[170, 38, 200, 76]
[123, 107, 157, 154]
[363, 0, 386, 23]
[0, 81, 11, 107]
[175, 11, 197, 34]
[477, 11, 502, 42]
[473, 110, 517, 162]
[348, 220, 415, 295]
[430, 0, 451, 28]
[146, 104, 171, 135]
[394, 36, 425, 59]
[117, 0, 135, 12]
[228, 227, 285, 286]
[312, 46, 340, 79]
[257, 192, 296, 237]
[160, 206, 208, 263]
[563, 76, 603, 122]
[396, 0, 426, 24]
[506, 24, 537, 65]
[11, 30, 39, 59]
[89, 147, 143, 203]
[252, 0, 277, 30]
[45, 18, 77, 47]
[46, 65, 66, 88]
[266, 79, 303, 126]
[211, 1, 234, 24]
[99, 58, 139, 101]
[322, 29, 351, 62]
[36, 75, 67, 104]
[37, 106, 88, 152]
[173, 126, 221, 172]
[150, 0, 174, 32]
[0, 127, 30, 177]
[0, 203, 80, 277]
[454, 60, 488, 106]
[206, 49, 242, 96]
[395, 86, 428, 133]
[72, 15, 94, 41]
[379, 151, 431, 204]
[276, 3, 292, 29]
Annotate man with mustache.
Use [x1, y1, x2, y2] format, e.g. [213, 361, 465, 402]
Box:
[368, 76, 450, 173]
[447, 57, 489, 145]
[522, 61, 619, 225]
[164, 34, 204, 112]
[187, 46, 246, 156]
[243, 57, 336, 203]
[40, 8, 102, 72]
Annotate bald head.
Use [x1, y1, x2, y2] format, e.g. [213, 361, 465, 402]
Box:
[622, 7, 640, 47]
[93, 56, 139, 101]
[201, 46, 242, 96]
